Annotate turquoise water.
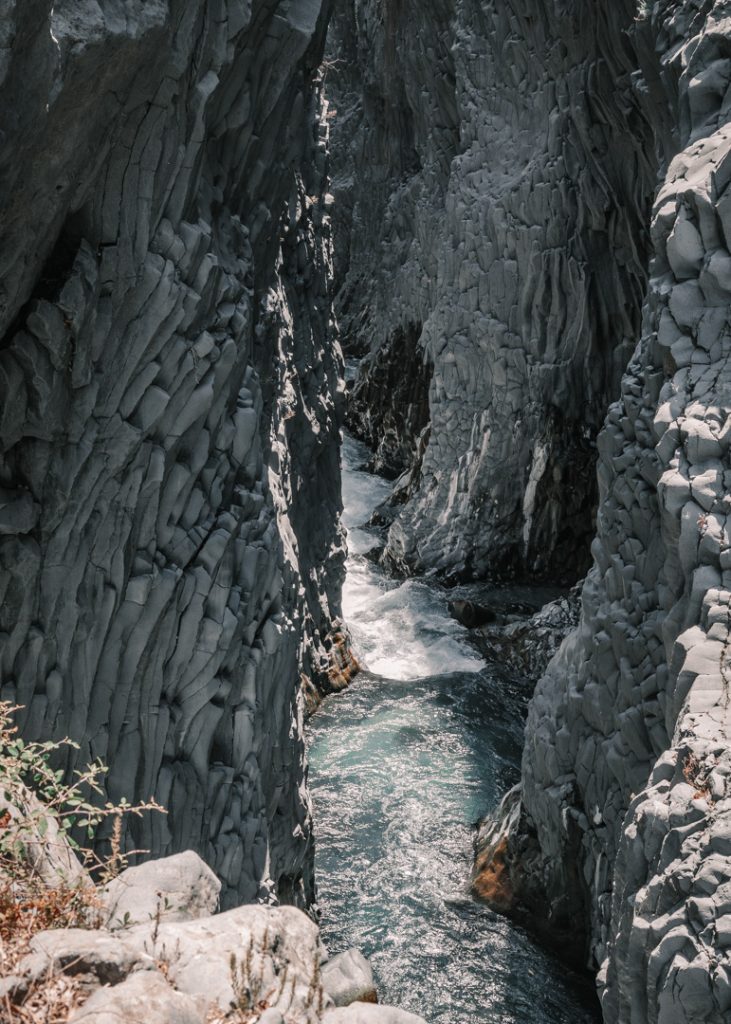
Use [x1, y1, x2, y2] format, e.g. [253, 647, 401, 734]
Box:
[306, 434, 600, 1023]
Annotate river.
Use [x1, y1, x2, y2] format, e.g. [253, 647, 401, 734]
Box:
[306, 432, 600, 1024]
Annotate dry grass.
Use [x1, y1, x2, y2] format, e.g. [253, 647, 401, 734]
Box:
[1, 967, 90, 1024]
[683, 751, 711, 800]
[0, 878, 96, 1023]
[203, 930, 325, 1024]
[0, 702, 164, 1024]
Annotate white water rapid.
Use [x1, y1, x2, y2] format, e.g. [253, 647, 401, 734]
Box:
[306, 429, 600, 1024]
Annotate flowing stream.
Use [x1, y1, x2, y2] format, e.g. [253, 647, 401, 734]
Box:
[307, 433, 600, 1024]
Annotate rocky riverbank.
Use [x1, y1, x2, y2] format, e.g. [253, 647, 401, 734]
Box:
[1, 846, 423, 1024]
[328, 1, 731, 1020]
[0, 0, 349, 909]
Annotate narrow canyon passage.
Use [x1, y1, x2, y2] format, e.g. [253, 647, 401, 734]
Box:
[307, 433, 599, 1024]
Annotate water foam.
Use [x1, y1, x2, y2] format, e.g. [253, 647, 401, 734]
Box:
[341, 433, 484, 680]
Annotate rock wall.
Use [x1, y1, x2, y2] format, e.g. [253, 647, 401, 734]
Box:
[0, 0, 345, 909]
[488, 3, 731, 1022]
[328, 0, 658, 583]
[1, 846, 424, 1023]
[331, 0, 731, 1020]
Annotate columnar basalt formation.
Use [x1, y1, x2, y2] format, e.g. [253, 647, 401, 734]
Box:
[0, 0, 344, 908]
[332, 1, 731, 1019]
[329, 0, 658, 583]
[483, 3, 731, 1021]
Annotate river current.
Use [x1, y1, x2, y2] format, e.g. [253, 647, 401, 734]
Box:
[306, 432, 600, 1024]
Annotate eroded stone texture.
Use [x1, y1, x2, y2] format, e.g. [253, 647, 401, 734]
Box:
[491, 3, 731, 1022]
[328, 0, 658, 583]
[0, 0, 344, 908]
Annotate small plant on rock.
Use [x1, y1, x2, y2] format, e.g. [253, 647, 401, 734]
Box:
[0, 700, 165, 1018]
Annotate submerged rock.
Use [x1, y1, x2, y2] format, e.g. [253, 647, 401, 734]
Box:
[447, 600, 496, 629]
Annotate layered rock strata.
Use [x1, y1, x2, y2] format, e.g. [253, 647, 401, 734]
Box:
[329, 0, 658, 583]
[0, 0, 345, 908]
[483, 3, 731, 1022]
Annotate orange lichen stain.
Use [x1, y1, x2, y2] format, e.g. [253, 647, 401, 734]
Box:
[472, 836, 514, 913]
[325, 631, 361, 693]
[303, 632, 362, 714]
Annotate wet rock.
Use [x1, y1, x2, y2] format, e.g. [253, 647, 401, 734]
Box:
[475, 591, 581, 680]
[448, 600, 496, 629]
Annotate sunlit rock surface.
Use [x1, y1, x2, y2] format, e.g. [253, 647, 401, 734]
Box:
[330, 1, 731, 1020]
[490, 4, 731, 1022]
[328, 0, 657, 583]
[0, 0, 344, 907]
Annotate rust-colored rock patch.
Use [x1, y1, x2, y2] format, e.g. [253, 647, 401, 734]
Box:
[472, 836, 514, 914]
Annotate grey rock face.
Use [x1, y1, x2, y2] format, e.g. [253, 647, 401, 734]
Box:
[331, 1, 731, 1019]
[494, 3, 731, 1022]
[345, 324, 433, 481]
[0, 0, 345, 907]
[328, 0, 658, 583]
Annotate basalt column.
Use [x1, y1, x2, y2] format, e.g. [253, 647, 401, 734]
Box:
[329, 0, 658, 583]
[0, 0, 344, 909]
[486, 4, 731, 1021]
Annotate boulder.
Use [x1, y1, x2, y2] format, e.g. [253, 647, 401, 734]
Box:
[447, 600, 495, 629]
[69, 970, 203, 1024]
[103, 851, 221, 930]
[322, 948, 377, 1007]
[326, 1004, 427, 1024]
[21, 928, 151, 986]
[124, 903, 328, 1021]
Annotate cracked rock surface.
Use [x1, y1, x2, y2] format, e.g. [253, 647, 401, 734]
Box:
[481, 4, 731, 1022]
[5, 849, 419, 1024]
[0, 0, 345, 908]
[328, 0, 658, 583]
[329, 1, 731, 1021]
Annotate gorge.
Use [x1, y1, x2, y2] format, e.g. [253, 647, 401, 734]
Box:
[1, 2, 731, 1023]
